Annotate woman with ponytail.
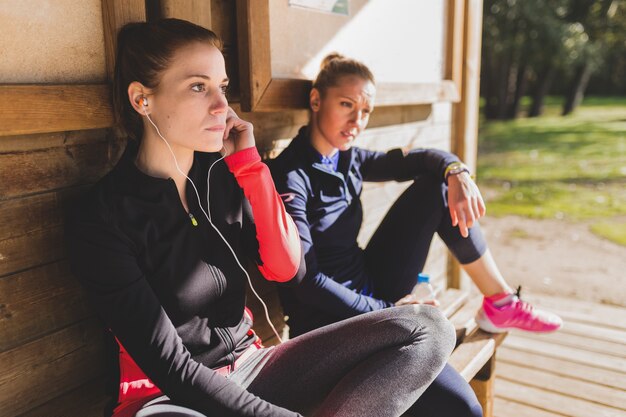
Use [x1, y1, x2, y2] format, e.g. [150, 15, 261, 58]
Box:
[67, 20, 457, 417]
[271, 53, 563, 417]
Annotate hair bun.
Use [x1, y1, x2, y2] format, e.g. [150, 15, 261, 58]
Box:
[320, 52, 345, 70]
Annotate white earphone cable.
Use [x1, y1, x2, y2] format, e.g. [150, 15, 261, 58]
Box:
[142, 107, 283, 344]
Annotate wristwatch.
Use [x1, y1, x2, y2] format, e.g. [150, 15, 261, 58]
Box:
[444, 162, 470, 180]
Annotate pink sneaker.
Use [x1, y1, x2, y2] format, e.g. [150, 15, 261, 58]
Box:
[476, 287, 563, 333]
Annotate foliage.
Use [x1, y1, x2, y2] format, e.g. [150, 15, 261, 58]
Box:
[481, 0, 626, 119]
[477, 97, 626, 245]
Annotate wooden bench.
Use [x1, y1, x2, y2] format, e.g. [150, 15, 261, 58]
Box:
[6, 266, 506, 417]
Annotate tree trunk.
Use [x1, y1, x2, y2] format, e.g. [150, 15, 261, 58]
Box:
[529, 65, 556, 117]
[562, 61, 593, 116]
[507, 63, 529, 119]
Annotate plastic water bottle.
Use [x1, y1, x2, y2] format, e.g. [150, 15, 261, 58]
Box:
[412, 273, 436, 303]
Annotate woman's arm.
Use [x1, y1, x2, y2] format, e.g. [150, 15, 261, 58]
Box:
[358, 147, 460, 182]
[66, 214, 301, 417]
[273, 171, 393, 318]
[224, 147, 304, 283]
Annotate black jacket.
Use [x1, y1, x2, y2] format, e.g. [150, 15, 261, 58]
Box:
[66, 142, 304, 417]
[269, 126, 459, 336]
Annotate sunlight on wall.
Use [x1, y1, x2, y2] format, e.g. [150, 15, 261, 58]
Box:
[270, 0, 445, 83]
[0, 0, 106, 83]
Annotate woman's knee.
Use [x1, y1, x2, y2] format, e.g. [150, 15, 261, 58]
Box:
[396, 305, 456, 355]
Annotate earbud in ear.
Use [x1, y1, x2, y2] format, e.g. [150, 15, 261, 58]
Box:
[139, 97, 148, 107]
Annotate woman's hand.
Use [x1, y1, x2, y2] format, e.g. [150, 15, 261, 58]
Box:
[223, 107, 255, 154]
[395, 293, 440, 307]
[447, 172, 486, 237]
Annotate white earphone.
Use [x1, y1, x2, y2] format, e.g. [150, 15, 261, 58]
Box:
[140, 98, 283, 343]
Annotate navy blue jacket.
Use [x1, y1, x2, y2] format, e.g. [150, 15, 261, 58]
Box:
[269, 126, 460, 336]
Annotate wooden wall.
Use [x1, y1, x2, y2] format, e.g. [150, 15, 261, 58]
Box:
[0, 1, 481, 415]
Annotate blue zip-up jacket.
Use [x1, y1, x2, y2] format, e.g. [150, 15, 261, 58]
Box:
[269, 126, 460, 336]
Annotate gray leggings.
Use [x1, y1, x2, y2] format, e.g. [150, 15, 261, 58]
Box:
[246, 305, 456, 416]
[138, 305, 455, 417]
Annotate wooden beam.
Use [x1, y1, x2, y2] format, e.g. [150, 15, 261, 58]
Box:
[101, 0, 147, 82]
[445, 0, 466, 91]
[448, 0, 484, 290]
[0, 85, 113, 137]
[470, 354, 496, 417]
[154, 0, 212, 27]
[236, 0, 271, 112]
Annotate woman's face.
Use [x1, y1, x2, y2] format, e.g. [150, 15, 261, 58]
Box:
[311, 75, 375, 153]
[144, 42, 229, 153]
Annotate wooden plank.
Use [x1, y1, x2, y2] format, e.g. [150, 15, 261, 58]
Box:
[235, 0, 271, 112]
[448, 291, 483, 333]
[253, 80, 460, 111]
[210, 0, 240, 97]
[498, 346, 626, 391]
[528, 293, 626, 331]
[0, 261, 93, 352]
[0, 187, 85, 241]
[448, 0, 484, 289]
[102, 0, 146, 82]
[0, 85, 113, 137]
[0, 226, 64, 277]
[0, 131, 123, 200]
[0, 319, 105, 417]
[444, 0, 466, 90]
[497, 361, 626, 411]
[439, 288, 468, 318]
[18, 377, 107, 417]
[495, 378, 625, 417]
[449, 330, 506, 381]
[155, 0, 212, 27]
[560, 319, 626, 345]
[494, 398, 568, 417]
[470, 377, 494, 417]
[0, 128, 110, 153]
[516, 327, 626, 358]
[503, 334, 626, 373]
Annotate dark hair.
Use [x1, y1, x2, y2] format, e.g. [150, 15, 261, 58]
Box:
[312, 53, 375, 97]
[113, 18, 222, 141]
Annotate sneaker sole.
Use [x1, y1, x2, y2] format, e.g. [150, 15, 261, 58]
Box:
[476, 310, 563, 333]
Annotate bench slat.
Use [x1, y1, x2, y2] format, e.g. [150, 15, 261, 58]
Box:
[449, 330, 507, 382]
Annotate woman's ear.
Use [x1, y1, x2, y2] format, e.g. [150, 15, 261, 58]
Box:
[128, 82, 151, 115]
[310, 88, 321, 112]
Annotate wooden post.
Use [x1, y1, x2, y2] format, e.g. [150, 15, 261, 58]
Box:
[150, 0, 212, 27]
[448, 0, 484, 289]
[101, 0, 146, 82]
[470, 353, 496, 417]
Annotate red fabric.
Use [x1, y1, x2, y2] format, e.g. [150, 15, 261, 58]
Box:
[112, 338, 163, 417]
[111, 314, 264, 417]
[224, 147, 301, 282]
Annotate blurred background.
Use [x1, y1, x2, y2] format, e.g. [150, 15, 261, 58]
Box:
[477, 0, 626, 308]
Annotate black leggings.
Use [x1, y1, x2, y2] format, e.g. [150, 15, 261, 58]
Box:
[362, 175, 487, 417]
[365, 175, 487, 303]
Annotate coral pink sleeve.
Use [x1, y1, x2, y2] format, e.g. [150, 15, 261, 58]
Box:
[224, 147, 301, 282]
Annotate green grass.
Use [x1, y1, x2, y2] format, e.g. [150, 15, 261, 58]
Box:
[590, 222, 626, 246]
[477, 96, 626, 244]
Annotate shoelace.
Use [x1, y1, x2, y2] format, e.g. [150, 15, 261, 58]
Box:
[512, 286, 537, 320]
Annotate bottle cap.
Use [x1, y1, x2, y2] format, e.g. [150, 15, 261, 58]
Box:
[417, 273, 430, 283]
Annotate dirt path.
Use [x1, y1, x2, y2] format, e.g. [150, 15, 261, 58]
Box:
[480, 216, 626, 308]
